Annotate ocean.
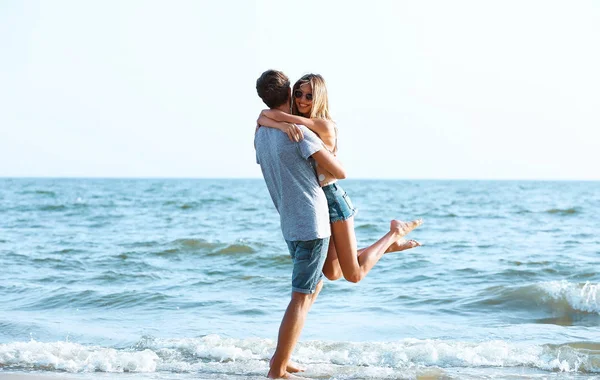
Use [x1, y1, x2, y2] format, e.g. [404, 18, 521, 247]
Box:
[0, 178, 599, 379]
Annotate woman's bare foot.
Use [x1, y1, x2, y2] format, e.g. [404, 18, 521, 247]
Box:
[270, 357, 305, 373]
[390, 219, 423, 238]
[385, 238, 421, 254]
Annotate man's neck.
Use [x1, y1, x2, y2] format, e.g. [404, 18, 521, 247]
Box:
[272, 104, 290, 114]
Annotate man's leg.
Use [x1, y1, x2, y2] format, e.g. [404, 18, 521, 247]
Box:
[268, 281, 323, 378]
[270, 279, 325, 374]
[268, 238, 329, 379]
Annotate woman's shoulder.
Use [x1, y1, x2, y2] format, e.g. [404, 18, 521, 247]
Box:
[314, 118, 336, 135]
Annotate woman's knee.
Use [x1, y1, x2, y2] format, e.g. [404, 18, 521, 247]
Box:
[323, 267, 343, 281]
[343, 272, 362, 284]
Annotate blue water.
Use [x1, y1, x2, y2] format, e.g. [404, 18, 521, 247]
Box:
[1, 178, 599, 379]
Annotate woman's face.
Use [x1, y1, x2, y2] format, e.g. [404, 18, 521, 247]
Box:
[294, 83, 313, 116]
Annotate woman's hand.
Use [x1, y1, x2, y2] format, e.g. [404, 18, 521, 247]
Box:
[257, 113, 304, 142]
[280, 123, 304, 142]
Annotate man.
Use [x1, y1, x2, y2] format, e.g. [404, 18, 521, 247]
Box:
[255, 70, 421, 377]
[254, 70, 345, 379]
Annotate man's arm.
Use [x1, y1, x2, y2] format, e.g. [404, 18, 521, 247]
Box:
[311, 149, 346, 180]
[297, 126, 346, 179]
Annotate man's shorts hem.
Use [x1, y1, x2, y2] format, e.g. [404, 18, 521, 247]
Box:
[291, 274, 324, 294]
[286, 237, 329, 295]
[292, 286, 315, 294]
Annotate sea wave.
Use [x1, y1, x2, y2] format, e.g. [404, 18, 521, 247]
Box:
[20, 190, 56, 196]
[17, 289, 170, 311]
[39, 204, 67, 212]
[546, 207, 580, 215]
[168, 239, 257, 256]
[475, 281, 600, 315]
[1, 336, 599, 375]
[0, 340, 158, 372]
[515, 207, 581, 216]
[120, 239, 261, 258]
[539, 281, 599, 314]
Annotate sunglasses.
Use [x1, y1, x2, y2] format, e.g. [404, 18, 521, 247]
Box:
[294, 90, 313, 101]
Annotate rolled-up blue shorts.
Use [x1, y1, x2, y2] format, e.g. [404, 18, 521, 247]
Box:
[285, 237, 330, 294]
[322, 183, 357, 223]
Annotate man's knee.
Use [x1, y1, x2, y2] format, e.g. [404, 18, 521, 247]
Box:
[291, 290, 317, 309]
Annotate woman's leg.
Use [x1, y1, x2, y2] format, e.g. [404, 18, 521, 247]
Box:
[322, 238, 342, 281]
[332, 218, 422, 283]
[383, 238, 422, 254]
[324, 226, 421, 281]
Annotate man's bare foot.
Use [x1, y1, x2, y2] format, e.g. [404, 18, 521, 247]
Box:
[267, 371, 305, 379]
[385, 238, 421, 254]
[270, 357, 305, 373]
[390, 219, 423, 238]
[284, 361, 305, 373]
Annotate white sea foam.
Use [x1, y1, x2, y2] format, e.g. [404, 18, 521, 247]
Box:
[2, 335, 598, 376]
[0, 340, 158, 372]
[537, 281, 600, 314]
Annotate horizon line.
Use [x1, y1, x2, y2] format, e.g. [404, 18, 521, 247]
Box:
[0, 176, 598, 182]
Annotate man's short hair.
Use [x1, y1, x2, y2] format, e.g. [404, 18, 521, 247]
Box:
[256, 70, 290, 109]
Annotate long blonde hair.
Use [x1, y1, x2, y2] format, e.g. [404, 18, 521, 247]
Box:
[292, 74, 332, 120]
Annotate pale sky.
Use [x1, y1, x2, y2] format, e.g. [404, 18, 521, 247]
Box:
[1, 0, 598, 180]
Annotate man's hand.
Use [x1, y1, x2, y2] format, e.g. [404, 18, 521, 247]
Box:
[281, 123, 304, 142]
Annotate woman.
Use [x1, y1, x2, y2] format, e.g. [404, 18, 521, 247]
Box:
[257, 73, 422, 283]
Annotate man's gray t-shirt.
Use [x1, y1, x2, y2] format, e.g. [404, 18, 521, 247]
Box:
[255, 125, 330, 242]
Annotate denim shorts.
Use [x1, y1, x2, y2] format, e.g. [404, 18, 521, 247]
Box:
[285, 237, 330, 294]
[322, 183, 357, 223]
